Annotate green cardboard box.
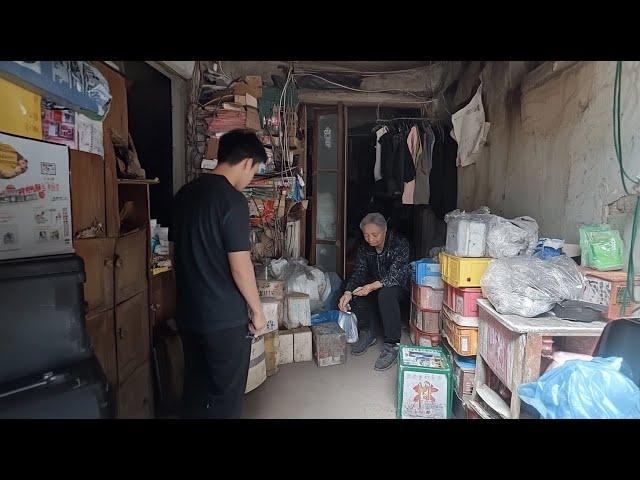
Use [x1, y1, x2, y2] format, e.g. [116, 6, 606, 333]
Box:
[397, 344, 453, 419]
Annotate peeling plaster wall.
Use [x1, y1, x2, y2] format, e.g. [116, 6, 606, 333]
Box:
[458, 61, 640, 258]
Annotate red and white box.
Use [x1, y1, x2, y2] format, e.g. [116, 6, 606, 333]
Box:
[411, 301, 440, 333]
[412, 282, 444, 311]
[444, 283, 483, 318]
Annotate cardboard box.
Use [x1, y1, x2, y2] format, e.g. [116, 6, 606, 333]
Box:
[245, 336, 267, 393]
[257, 279, 285, 300]
[410, 324, 441, 348]
[233, 76, 263, 99]
[452, 354, 476, 402]
[259, 297, 282, 336]
[292, 326, 312, 363]
[263, 330, 279, 376]
[285, 293, 311, 329]
[205, 136, 219, 160]
[245, 106, 261, 131]
[235, 93, 258, 109]
[277, 330, 294, 365]
[311, 322, 346, 367]
[397, 345, 453, 419]
[410, 301, 440, 333]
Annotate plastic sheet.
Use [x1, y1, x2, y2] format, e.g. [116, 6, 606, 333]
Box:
[480, 255, 585, 317]
[518, 357, 640, 419]
[444, 207, 493, 257]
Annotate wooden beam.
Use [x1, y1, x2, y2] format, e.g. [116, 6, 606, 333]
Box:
[521, 61, 581, 94]
[298, 89, 433, 108]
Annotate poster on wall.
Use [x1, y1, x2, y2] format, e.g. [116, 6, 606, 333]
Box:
[0, 131, 73, 261]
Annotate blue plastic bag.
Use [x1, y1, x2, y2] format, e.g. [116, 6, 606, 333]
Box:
[311, 310, 341, 325]
[518, 357, 640, 419]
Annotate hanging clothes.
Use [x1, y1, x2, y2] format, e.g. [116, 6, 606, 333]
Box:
[374, 126, 388, 181]
[403, 125, 421, 205]
[429, 126, 458, 220]
[414, 124, 435, 205]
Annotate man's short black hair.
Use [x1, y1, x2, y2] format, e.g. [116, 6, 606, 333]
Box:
[217, 129, 267, 167]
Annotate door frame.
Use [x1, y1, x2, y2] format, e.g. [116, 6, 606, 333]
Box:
[308, 104, 347, 277]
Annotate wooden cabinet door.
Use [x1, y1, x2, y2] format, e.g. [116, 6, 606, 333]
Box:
[115, 290, 150, 383]
[117, 361, 153, 418]
[150, 270, 176, 328]
[115, 229, 147, 304]
[75, 238, 115, 313]
[85, 309, 117, 389]
[70, 149, 105, 237]
[94, 62, 128, 238]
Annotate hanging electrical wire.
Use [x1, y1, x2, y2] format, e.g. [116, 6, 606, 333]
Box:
[612, 61, 640, 309]
[292, 72, 436, 102]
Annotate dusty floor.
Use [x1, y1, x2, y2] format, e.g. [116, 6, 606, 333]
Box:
[243, 330, 410, 419]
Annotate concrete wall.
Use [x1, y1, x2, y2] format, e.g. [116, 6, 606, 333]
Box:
[457, 61, 640, 259]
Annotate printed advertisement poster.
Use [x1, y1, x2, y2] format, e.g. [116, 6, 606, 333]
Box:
[0, 131, 73, 260]
[401, 371, 449, 419]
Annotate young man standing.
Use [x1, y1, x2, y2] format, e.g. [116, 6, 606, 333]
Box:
[173, 129, 267, 419]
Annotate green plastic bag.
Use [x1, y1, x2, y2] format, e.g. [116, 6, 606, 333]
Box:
[579, 224, 624, 271]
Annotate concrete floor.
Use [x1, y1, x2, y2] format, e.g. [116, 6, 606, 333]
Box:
[243, 330, 411, 419]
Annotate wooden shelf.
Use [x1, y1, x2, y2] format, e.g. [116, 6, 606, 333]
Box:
[117, 178, 160, 185]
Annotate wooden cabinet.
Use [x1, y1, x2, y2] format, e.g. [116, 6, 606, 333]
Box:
[75, 238, 116, 313]
[117, 361, 153, 418]
[85, 309, 117, 389]
[115, 290, 150, 383]
[115, 229, 147, 304]
[70, 150, 106, 236]
[151, 270, 176, 328]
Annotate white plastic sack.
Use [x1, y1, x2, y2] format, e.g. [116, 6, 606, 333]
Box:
[486, 216, 539, 258]
[270, 258, 329, 314]
[480, 255, 585, 317]
[338, 312, 359, 344]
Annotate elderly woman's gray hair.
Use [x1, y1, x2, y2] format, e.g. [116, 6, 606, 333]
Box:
[359, 212, 387, 230]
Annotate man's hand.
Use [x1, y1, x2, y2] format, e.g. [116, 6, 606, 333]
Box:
[338, 292, 353, 312]
[249, 309, 267, 335]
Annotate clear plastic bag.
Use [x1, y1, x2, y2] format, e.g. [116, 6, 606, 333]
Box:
[518, 357, 640, 419]
[310, 310, 359, 344]
[480, 255, 585, 317]
[486, 216, 540, 258]
[269, 258, 329, 313]
[338, 312, 359, 344]
[444, 207, 494, 257]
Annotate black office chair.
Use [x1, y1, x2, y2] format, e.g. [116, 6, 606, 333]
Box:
[594, 318, 640, 386]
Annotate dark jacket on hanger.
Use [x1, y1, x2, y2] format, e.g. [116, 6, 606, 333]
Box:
[429, 126, 458, 220]
[378, 128, 416, 197]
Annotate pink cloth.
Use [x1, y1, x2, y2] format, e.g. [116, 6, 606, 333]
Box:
[402, 180, 416, 205]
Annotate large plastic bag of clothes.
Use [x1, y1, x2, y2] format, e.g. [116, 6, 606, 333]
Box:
[486, 216, 539, 258]
[310, 310, 359, 343]
[268, 258, 330, 313]
[518, 357, 640, 419]
[480, 255, 585, 317]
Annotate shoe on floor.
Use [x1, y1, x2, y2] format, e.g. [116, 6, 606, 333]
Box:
[374, 343, 399, 371]
[351, 329, 376, 356]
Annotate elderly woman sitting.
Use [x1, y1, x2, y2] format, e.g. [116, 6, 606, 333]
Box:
[338, 213, 411, 371]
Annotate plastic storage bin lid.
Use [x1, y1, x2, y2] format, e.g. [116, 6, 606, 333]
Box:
[454, 354, 477, 370]
[0, 254, 84, 281]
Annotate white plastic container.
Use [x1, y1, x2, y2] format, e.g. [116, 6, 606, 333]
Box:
[446, 219, 487, 258]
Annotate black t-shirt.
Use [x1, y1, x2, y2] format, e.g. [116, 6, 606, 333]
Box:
[172, 173, 251, 333]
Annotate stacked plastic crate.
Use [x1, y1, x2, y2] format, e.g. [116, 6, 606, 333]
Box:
[410, 258, 444, 347]
[438, 216, 493, 416]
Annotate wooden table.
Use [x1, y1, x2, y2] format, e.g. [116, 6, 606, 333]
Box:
[469, 299, 606, 419]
